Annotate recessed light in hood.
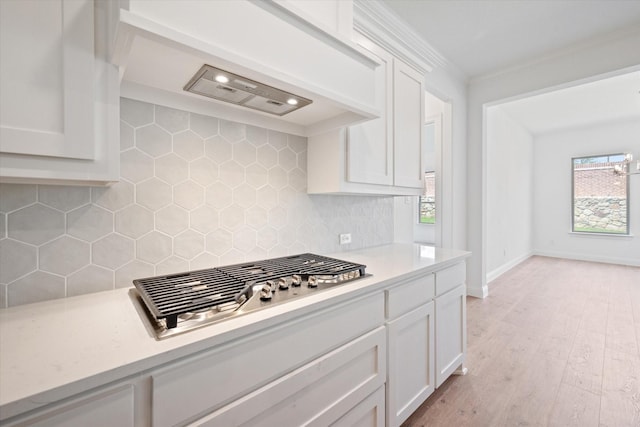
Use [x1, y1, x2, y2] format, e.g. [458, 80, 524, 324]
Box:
[184, 64, 312, 116]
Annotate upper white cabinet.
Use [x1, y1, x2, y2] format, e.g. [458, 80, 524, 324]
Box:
[0, 0, 119, 186]
[307, 35, 425, 195]
[112, 0, 379, 137]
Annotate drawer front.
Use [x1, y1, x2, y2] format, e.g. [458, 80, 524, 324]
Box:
[386, 274, 434, 320]
[191, 327, 386, 427]
[435, 262, 466, 296]
[152, 293, 385, 427]
[331, 386, 385, 427]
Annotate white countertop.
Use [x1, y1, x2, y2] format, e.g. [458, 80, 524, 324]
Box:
[0, 243, 469, 421]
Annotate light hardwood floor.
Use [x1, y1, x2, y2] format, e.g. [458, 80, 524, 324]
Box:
[403, 256, 640, 427]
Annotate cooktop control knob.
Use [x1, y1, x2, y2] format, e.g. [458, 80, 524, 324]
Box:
[307, 276, 318, 288]
[291, 274, 302, 287]
[259, 284, 273, 300]
[277, 277, 289, 290]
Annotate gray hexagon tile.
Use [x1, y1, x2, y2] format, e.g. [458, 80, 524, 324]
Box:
[205, 182, 233, 209]
[220, 249, 244, 265]
[278, 147, 297, 171]
[115, 260, 154, 288]
[0, 184, 36, 213]
[136, 178, 172, 211]
[246, 164, 268, 189]
[245, 206, 268, 230]
[67, 265, 114, 297]
[289, 169, 307, 192]
[189, 157, 218, 186]
[115, 204, 153, 239]
[40, 236, 89, 276]
[256, 145, 278, 169]
[137, 231, 172, 264]
[155, 205, 188, 236]
[156, 256, 189, 275]
[268, 206, 287, 230]
[174, 229, 204, 260]
[136, 124, 172, 157]
[93, 233, 134, 269]
[288, 135, 307, 153]
[92, 182, 132, 213]
[120, 149, 154, 183]
[0, 214, 5, 239]
[8, 204, 64, 245]
[190, 252, 217, 270]
[67, 205, 113, 242]
[233, 228, 256, 253]
[190, 113, 219, 138]
[220, 205, 245, 231]
[0, 239, 37, 284]
[220, 119, 246, 142]
[121, 98, 154, 127]
[246, 247, 267, 262]
[7, 271, 65, 307]
[205, 229, 232, 255]
[204, 135, 233, 164]
[0, 285, 6, 309]
[279, 187, 297, 205]
[155, 153, 188, 185]
[268, 167, 288, 190]
[268, 130, 288, 150]
[38, 186, 89, 212]
[120, 121, 135, 151]
[256, 186, 278, 210]
[219, 161, 244, 187]
[247, 125, 267, 146]
[297, 151, 308, 171]
[233, 142, 256, 166]
[190, 206, 219, 234]
[174, 130, 204, 161]
[233, 184, 256, 208]
[155, 105, 189, 134]
[174, 181, 204, 211]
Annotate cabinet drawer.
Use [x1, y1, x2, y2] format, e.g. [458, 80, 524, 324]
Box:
[435, 262, 465, 296]
[190, 327, 386, 427]
[151, 293, 384, 427]
[331, 386, 385, 427]
[385, 274, 434, 320]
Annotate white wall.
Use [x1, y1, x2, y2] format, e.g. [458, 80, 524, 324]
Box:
[486, 107, 534, 279]
[467, 26, 640, 297]
[532, 119, 640, 266]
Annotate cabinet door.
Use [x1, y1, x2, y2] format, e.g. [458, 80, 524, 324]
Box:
[386, 301, 435, 427]
[392, 59, 424, 188]
[346, 37, 393, 186]
[0, 0, 94, 160]
[331, 386, 385, 427]
[435, 284, 466, 387]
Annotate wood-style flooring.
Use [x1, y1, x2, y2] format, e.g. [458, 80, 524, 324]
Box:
[403, 256, 640, 427]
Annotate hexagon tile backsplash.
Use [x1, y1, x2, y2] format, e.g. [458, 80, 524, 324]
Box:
[0, 98, 394, 308]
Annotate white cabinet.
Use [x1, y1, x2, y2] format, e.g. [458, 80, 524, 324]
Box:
[434, 263, 467, 387]
[385, 274, 435, 427]
[387, 302, 435, 427]
[188, 327, 386, 427]
[332, 386, 385, 427]
[307, 35, 425, 195]
[0, 0, 119, 185]
[2, 383, 138, 427]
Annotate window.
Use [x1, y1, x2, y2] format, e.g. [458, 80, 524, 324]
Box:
[572, 154, 629, 234]
[419, 171, 435, 224]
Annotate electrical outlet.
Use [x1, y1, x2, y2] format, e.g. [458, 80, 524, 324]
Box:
[339, 233, 352, 245]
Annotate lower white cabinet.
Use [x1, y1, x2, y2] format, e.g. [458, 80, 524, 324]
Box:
[331, 386, 386, 427]
[386, 301, 435, 427]
[188, 327, 386, 427]
[3, 383, 137, 427]
[435, 284, 467, 387]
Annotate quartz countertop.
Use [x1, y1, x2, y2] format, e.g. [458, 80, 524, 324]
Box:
[0, 243, 469, 421]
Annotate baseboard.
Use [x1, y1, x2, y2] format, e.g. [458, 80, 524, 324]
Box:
[486, 252, 533, 284]
[466, 283, 488, 299]
[532, 250, 640, 267]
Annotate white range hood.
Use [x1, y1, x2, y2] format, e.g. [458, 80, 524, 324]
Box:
[112, 0, 380, 137]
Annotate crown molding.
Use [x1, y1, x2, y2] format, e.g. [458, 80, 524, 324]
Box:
[353, 0, 450, 74]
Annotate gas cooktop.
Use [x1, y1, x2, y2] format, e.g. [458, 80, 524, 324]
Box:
[130, 253, 368, 339]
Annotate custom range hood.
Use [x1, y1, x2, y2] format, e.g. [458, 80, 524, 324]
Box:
[112, 0, 380, 136]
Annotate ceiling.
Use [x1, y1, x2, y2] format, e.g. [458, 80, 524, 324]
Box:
[382, 0, 640, 135]
[382, 0, 640, 79]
